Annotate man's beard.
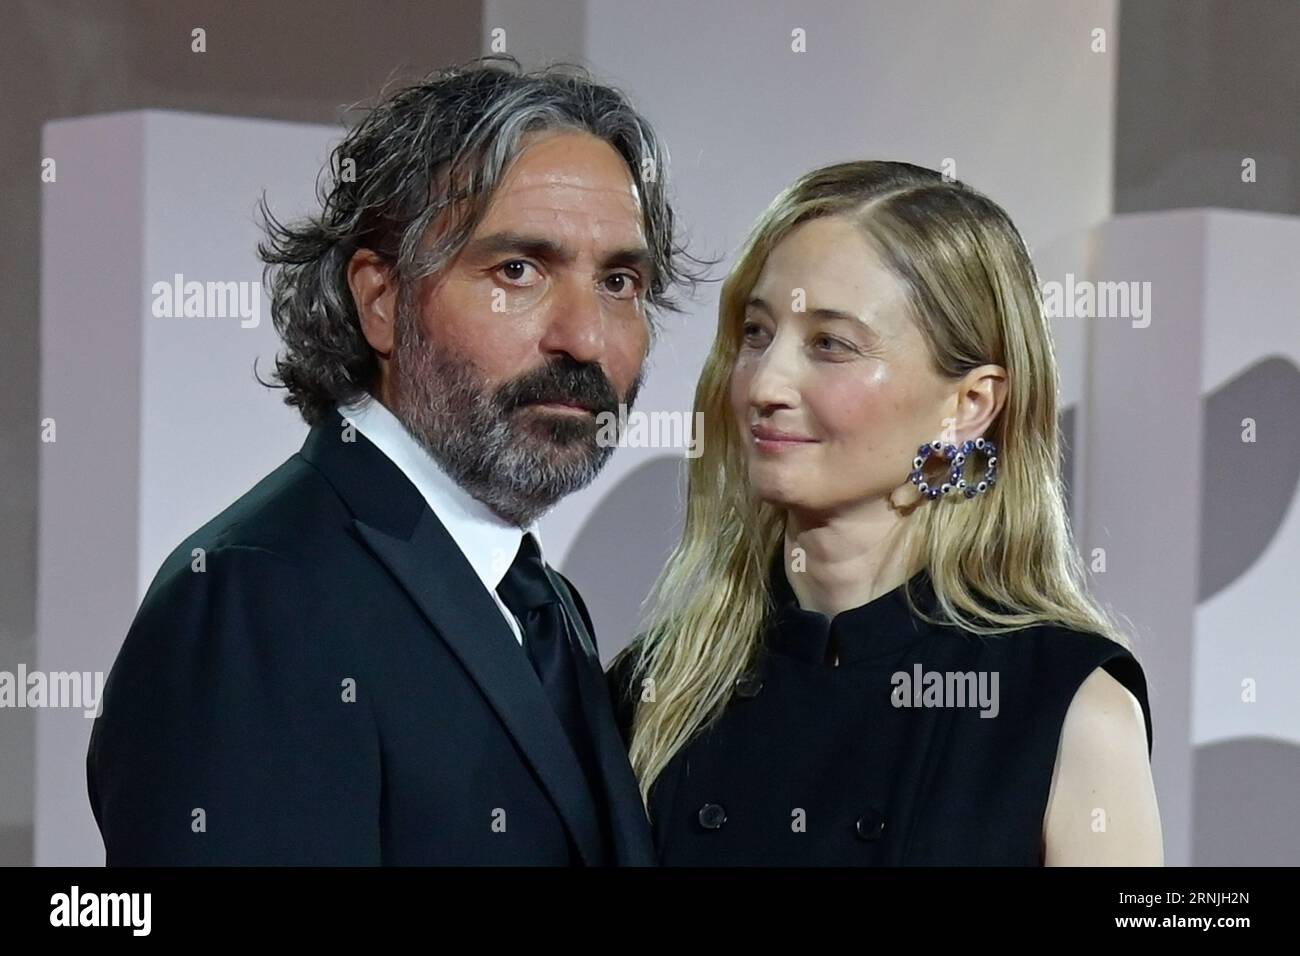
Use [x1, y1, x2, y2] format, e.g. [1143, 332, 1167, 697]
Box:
[390, 302, 643, 527]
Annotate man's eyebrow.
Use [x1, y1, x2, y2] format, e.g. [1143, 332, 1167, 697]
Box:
[465, 231, 656, 276]
[603, 245, 656, 278]
[464, 232, 570, 262]
[746, 295, 869, 326]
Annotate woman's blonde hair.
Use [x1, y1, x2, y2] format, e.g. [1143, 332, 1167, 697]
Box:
[614, 160, 1134, 811]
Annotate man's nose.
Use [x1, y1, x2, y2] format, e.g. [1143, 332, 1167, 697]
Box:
[539, 278, 606, 365]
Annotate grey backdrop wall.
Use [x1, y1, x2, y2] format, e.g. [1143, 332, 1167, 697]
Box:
[5, 0, 1298, 867]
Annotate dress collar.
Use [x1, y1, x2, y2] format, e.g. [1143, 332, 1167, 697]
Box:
[765, 552, 937, 667]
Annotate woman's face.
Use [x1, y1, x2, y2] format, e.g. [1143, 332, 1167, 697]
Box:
[729, 215, 957, 516]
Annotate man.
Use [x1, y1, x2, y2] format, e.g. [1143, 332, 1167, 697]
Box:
[86, 57, 701, 865]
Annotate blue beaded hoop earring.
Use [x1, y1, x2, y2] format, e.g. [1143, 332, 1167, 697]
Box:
[908, 437, 999, 501]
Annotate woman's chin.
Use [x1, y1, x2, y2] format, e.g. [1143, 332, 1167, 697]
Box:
[747, 458, 810, 501]
[749, 478, 807, 511]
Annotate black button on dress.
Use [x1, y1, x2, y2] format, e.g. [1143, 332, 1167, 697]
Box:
[609, 558, 1153, 866]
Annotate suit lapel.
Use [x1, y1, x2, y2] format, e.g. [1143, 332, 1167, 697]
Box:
[301, 411, 605, 865]
[546, 570, 656, 866]
[354, 512, 606, 866]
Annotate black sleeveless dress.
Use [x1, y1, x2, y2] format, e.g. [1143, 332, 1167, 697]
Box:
[608, 560, 1153, 866]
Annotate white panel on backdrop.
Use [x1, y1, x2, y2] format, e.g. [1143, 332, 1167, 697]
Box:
[37, 111, 336, 865]
[1196, 210, 1300, 747]
[1083, 208, 1300, 866]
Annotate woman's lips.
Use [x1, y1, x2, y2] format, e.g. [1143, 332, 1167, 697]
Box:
[750, 424, 818, 449]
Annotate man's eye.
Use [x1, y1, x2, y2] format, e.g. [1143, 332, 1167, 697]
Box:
[498, 260, 539, 283]
[603, 272, 642, 298]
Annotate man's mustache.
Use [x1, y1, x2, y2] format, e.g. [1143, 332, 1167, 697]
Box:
[497, 358, 623, 416]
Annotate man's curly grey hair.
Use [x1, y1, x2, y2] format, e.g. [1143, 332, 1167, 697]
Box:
[256, 55, 709, 425]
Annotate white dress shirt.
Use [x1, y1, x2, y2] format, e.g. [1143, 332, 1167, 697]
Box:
[337, 396, 544, 646]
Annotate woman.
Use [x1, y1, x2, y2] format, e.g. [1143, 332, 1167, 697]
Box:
[609, 160, 1163, 866]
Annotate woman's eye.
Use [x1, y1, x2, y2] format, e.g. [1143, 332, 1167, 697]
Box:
[498, 260, 539, 284]
[740, 322, 772, 349]
[814, 334, 852, 353]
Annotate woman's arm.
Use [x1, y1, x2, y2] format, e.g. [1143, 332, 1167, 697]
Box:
[1042, 666, 1164, 865]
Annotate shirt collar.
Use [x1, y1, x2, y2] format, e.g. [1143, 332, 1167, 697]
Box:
[765, 551, 935, 666]
[337, 396, 543, 592]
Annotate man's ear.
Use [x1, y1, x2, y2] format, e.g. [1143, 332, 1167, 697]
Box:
[347, 248, 399, 357]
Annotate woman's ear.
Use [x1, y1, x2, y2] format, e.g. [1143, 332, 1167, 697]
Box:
[347, 248, 399, 357]
[951, 364, 1008, 441]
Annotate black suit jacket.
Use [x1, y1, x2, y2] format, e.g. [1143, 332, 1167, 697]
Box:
[86, 407, 654, 865]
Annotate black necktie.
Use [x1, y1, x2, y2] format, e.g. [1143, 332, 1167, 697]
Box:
[495, 534, 604, 806]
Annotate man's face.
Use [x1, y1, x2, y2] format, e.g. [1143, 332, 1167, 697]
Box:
[391, 130, 653, 526]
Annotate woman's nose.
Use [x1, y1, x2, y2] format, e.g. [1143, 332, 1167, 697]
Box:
[746, 343, 801, 410]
